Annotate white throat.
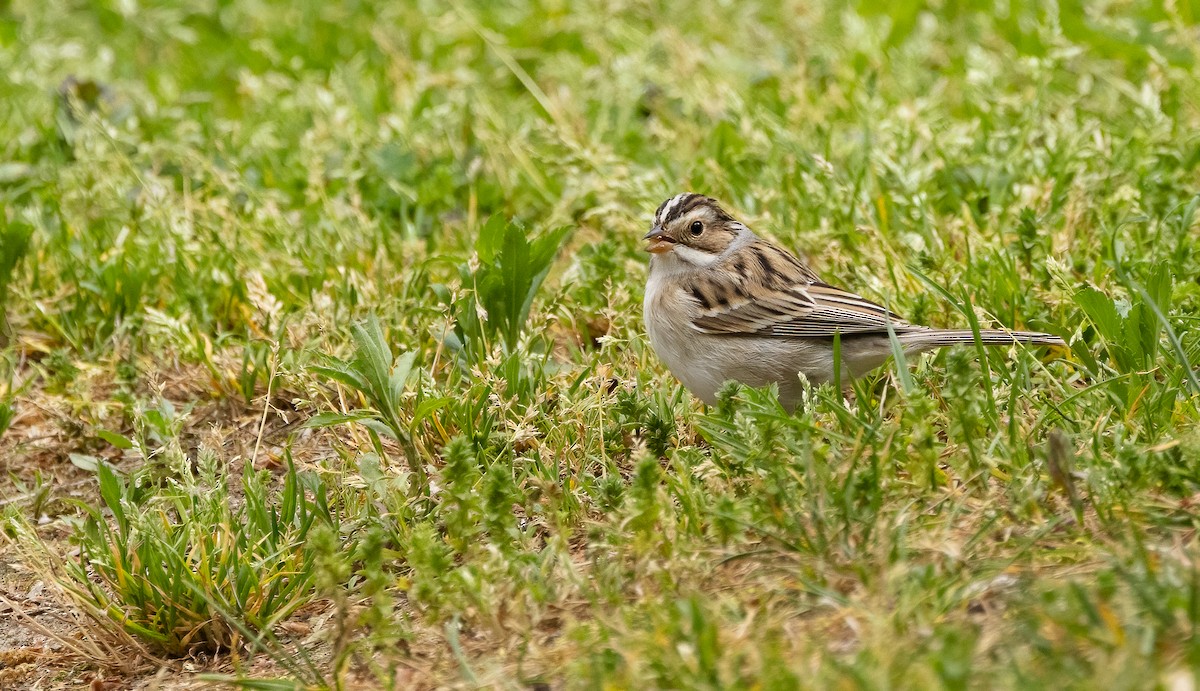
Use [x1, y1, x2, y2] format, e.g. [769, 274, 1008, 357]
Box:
[672, 244, 721, 267]
[650, 246, 716, 279]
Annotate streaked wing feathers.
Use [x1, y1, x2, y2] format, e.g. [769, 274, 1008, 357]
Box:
[689, 242, 911, 338]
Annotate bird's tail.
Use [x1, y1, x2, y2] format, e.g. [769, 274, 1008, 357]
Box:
[899, 328, 1065, 350]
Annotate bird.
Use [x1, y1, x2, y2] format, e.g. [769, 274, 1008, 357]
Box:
[641, 193, 1065, 410]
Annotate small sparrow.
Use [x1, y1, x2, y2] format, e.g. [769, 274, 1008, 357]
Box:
[642, 193, 1064, 410]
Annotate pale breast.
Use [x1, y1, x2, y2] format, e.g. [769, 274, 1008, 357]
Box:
[643, 271, 695, 367]
[644, 269, 742, 404]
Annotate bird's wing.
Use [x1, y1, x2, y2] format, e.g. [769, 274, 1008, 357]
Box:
[686, 241, 913, 338]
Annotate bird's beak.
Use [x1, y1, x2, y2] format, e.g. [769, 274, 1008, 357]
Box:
[643, 226, 674, 254]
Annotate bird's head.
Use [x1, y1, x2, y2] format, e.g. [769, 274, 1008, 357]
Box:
[644, 193, 745, 266]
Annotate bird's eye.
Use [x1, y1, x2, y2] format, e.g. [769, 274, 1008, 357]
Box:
[689, 221, 704, 236]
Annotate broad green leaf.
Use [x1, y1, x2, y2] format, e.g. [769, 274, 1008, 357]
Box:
[474, 214, 508, 264]
[68, 453, 99, 471]
[96, 429, 134, 449]
[360, 418, 399, 440]
[469, 218, 571, 351]
[67, 451, 99, 472]
[1075, 287, 1122, 342]
[389, 350, 418, 404]
[351, 315, 395, 404]
[413, 396, 453, 426]
[358, 452, 384, 489]
[96, 462, 126, 533]
[311, 362, 369, 394]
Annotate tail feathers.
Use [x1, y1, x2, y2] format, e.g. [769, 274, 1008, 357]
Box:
[899, 328, 1065, 349]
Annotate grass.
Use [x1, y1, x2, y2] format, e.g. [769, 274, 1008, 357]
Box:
[0, 0, 1198, 687]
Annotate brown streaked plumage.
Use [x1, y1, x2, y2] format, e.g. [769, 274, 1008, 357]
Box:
[642, 193, 1066, 410]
